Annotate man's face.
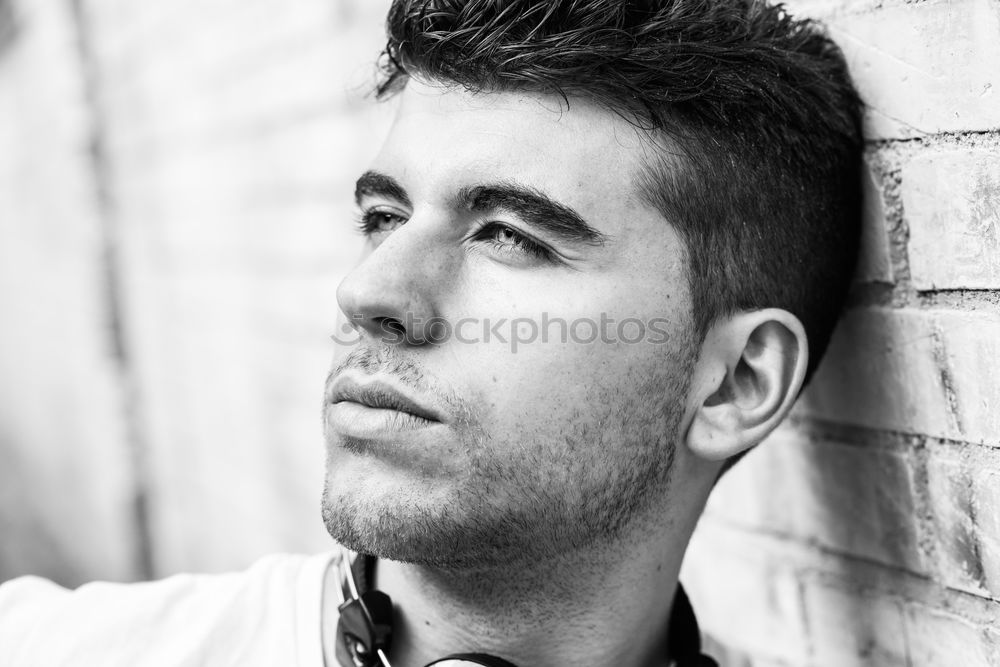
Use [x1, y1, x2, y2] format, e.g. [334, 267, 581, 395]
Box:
[322, 80, 696, 568]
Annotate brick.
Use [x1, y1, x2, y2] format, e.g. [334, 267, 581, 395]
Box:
[934, 310, 1000, 445]
[904, 150, 1000, 291]
[803, 308, 952, 437]
[703, 426, 800, 534]
[926, 456, 990, 595]
[682, 525, 810, 665]
[826, 0, 1000, 138]
[804, 582, 908, 667]
[709, 430, 924, 572]
[854, 161, 892, 284]
[972, 469, 1000, 597]
[927, 450, 1000, 599]
[792, 441, 923, 573]
[905, 605, 1000, 667]
[806, 308, 1000, 445]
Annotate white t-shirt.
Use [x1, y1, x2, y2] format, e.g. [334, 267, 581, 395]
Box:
[0, 551, 339, 667]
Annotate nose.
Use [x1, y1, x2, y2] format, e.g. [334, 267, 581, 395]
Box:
[336, 220, 449, 346]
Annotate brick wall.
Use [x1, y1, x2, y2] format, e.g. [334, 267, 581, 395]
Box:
[681, 1, 1000, 665]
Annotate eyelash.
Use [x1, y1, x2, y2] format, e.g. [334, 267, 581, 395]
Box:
[354, 209, 554, 262]
[354, 209, 403, 236]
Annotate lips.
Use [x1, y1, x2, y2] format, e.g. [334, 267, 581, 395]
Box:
[325, 374, 456, 470]
[328, 375, 445, 424]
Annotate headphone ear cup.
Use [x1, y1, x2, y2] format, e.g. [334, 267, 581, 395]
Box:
[360, 589, 394, 635]
[335, 590, 394, 667]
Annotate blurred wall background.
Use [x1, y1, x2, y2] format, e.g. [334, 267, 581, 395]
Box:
[1, 0, 999, 666]
[0, 0, 392, 584]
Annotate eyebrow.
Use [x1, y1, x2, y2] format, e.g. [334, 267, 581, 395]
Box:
[355, 170, 411, 208]
[354, 170, 607, 246]
[458, 182, 607, 246]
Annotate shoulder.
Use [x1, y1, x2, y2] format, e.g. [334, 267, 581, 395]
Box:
[0, 551, 338, 667]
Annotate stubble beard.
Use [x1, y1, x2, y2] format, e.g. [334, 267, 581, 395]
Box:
[321, 343, 694, 571]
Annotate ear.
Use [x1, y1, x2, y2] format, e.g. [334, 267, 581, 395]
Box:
[684, 309, 808, 461]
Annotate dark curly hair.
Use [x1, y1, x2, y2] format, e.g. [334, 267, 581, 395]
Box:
[375, 0, 864, 383]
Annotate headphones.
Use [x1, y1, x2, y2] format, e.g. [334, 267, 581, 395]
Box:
[334, 548, 719, 667]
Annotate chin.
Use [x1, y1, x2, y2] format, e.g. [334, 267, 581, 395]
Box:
[320, 481, 463, 567]
[320, 459, 624, 571]
[320, 455, 469, 565]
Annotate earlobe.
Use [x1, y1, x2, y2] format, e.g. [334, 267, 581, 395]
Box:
[685, 310, 808, 462]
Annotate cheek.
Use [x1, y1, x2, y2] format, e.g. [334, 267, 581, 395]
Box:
[474, 323, 689, 441]
[450, 285, 691, 405]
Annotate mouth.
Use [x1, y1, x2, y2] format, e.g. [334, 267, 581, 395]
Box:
[326, 375, 445, 438]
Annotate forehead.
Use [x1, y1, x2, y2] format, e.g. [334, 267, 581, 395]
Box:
[372, 80, 659, 233]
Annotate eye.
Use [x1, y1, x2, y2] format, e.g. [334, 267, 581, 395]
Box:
[475, 222, 553, 261]
[356, 208, 407, 236]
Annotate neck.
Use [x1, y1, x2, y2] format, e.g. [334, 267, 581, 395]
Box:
[379, 537, 683, 667]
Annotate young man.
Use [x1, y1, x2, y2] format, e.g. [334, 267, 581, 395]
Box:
[0, 1, 862, 666]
